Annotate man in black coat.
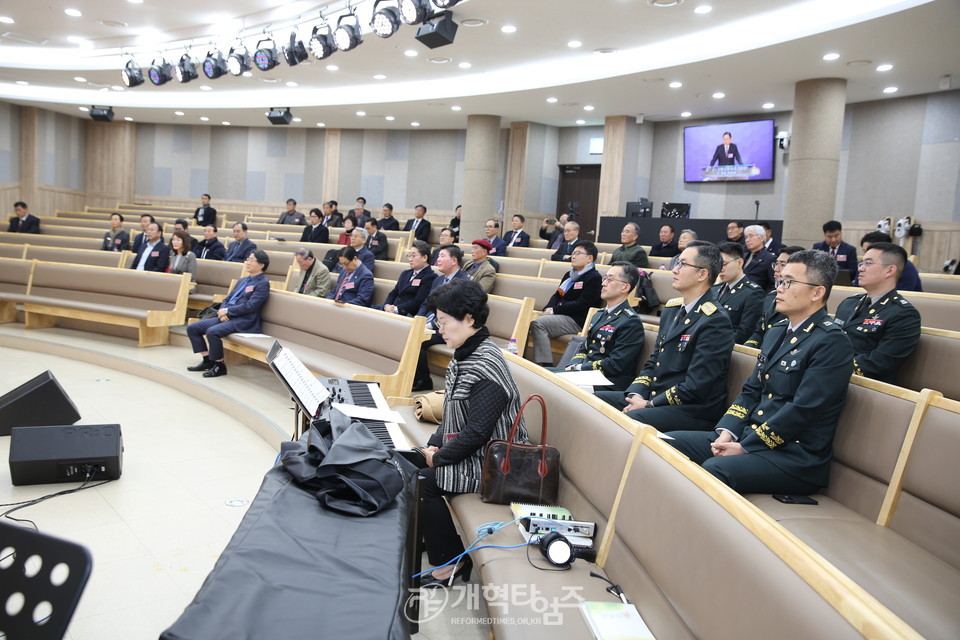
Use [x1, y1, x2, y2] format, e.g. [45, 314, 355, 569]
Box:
[194, 193, 217, 228]
[364, 219, 389, 260]
[710, 131, 742, 166]
[193, 225, 227, 261]
[813, 220, 859, 281]
[742, 224, 776, 291]
[130, 222, 169, 272]
[649, 224, 680, 258]
[7, 201, 40, 233]
[403, 204, 432, 243]
[549, 221, 582, 262]
[381, 240, 437, 317]
[300, 209, 330, 244]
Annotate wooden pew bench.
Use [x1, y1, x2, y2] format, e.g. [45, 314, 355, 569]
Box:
[425, 294, 535, 371]
[221, 290, 425, 397]
[23, 246, 125, 268]
[189, 259, 246, 310]
[897, 327, 960, 400]
[0, 257, 34, 322]
[0, 233, 101, 251]
[829, 287, 960, 333]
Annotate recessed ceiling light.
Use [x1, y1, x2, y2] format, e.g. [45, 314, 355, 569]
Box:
[64, 9, 82, 17]
[883, 86, 898, 94]
[822, 52, 840, 61]
[199, 85, 212, 91]
[583, 105, 595, 111]
[15, 80, 28, 85]
[78, 107, 90, 112]
[712, 91, 725, 99]
[680, 111, 692, 117]
[458, 62, 471, 69]
[316, 122, 325, 127]
[668, 81, 682, 89]
[648, 0, 682, 6]
[200, 116, 209, 121]
[451, 105, 461, 111]
[99, 19, 127, 27]
[575, 119, 586, 125]
[124, 117, 133, 122]
[356, 111, 366, 116]
[461, 18, 487, 27]
[404, 49, 417, 57]
[762, 102, 775, 109]
[876, 63, 893, 72]
[326, 64, 339, 71]
[846, 59, 871, 67]
[594, 48, 618, 55]
[0, 17, 14, 24]
[567, 40, 582, 48]
[428, 57, 451, 64]
[501, 25, 517, 34]
[222, 121, 231, 126]
[373, 74, 387, 80]
[546, 97, 558, 103]
[694, 5, 712, 14]
[292, 117, 302, 122]
[286, 81, 298, 87]
[174, 111, 184, 116]
[73, 76, 87, 83]
[411, 121, 420, 127]
[385, 116, 395, 121]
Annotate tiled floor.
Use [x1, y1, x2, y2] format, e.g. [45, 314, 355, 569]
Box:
[0, 326, 488, 640]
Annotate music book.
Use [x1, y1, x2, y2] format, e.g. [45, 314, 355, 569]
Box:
[265, 341, 329, 418]
[579, 601, 654, 639]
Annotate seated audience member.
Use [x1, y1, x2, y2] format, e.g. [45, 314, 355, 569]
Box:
[174, 218, 199, 250]
[412, 244, 469, 391]
[347, 228, 376, 272]
[277, 198, 306, 225]
[328, 246, 374, 307]
[744, 245, 804, 348]
[649, 224, 680, 258]
[404, 204, 432, 243]
[449, 204, 461, 236]
[856, 231, 922, 292]
[462, 239, 497, 293]
[483, 219, 507, 256]
[416, 278, 527, 587]
[194, 193, 217, 228]
[224, 222, 257, 262]
[742, 224, 776, 291]
[132, 214, 156, 254]
[554, 262, 645, 391]
[379, 203, 400, 231]
[337, 216, 357, 245]
[834, 242, 921, 385]
[539, 212, 570, 250]
[529, 241, 602, 366]
[355, 196, 372, 219]
[664, 250, 853, 495]
[598, 241, 734, 431]
[666, 229, 697, 270]
[431, 227, 459, 263]
[364, 219, 389, 260]
[300, 208, 330, 244]
[168, 230, 197, 282]
[813, 220, 858, 281]
[101, 212, 130, 251]
[549, 221, 583, 262]
[187, 250, 271, 378]
[381, 240, 437, 316]
[194, 225, 227, 261]
[293, 248, 332, 298]
[7, 201, 40, 234]
[353, 201, 373, 230]
[502, 214, 530, 248]
[321, 201, 344, 228]
[761, 221, 784, 254]
[611, 222, 649, 269]
[712, 242, 765, 344]
[726, 221, 746, 246]
[130, 222, 169, 272]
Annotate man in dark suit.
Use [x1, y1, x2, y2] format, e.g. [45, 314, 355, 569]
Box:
[482, 219, 507, 256]
[726, 221, 746, 247]
[813, 220, 858, 281]
[277, 198, 306, 225]
[709, 131, 742, 166]
[131, 214, 156, 254]
[224, 222, 258, 262]
[187, 250, 271, 378]
[412, 244, 469, 391]
[665, 250, 853, 495]
[649, 224, 680, 257]
[745, 245, 804, 348]
[352, 202, 373, 229]
[193, 225, 227, 261]
[355, 197, 372, 219]
[328, 246, 374, 307]
[529, 241, 603, 366]
[130, 222, 169, 272]
[502, 214, 530, 249]
[379, 203, 400, 231]
[300, 209, 330, 244]
[549, 221, 582, 262]
[194, 193, 217, 228]
[761, 222, 784, 255]
[404, 204, 432, 243]
[381, 240, 437, 316]
[364, 219, 389, 260]
[321, 202, 344, 228]
[8, 201, 40, 233]
[598, 242, 734, 431]
[712, 242, 765, 344]
[742, 224, 777, 291]
[101, 212, 130, 251]
[539, 213, 569, 251]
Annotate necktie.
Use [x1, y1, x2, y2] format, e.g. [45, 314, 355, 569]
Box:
[412, 218, 419, 231]
[718, 284, 729, 301]
[550, 234, 563, 250]
[674, 306, 687, 327]
[201, 244, 209, 259]
[744, 252, 754, 268]
[335, 272, 352, 301]
[830, 247, 837, 258]
[227, 278, 248, 305]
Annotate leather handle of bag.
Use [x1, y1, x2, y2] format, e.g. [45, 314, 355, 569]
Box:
[499, 394, 549, 477]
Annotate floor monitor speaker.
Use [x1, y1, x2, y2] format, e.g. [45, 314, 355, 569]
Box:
[9, 424, 123, 486]
[0, 371, 81, 437]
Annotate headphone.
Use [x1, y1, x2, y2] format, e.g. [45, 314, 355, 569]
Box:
[538, 532, 598, 567]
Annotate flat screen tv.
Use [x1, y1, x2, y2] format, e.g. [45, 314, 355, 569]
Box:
[683, 119, 775, 183]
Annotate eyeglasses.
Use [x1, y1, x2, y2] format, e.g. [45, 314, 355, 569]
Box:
[858, 260, 892, 270]
[721, 258, 739, 267]
[570, 250, 589, 257]
[435, 317, 456, 331]
[777, 278, 822, 290]
[673, 260, 704, 272]
[601, 275, 629, 284]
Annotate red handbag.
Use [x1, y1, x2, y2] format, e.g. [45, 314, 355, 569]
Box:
[479, 394, 560, 505]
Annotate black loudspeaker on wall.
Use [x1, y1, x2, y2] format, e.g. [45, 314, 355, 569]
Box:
[0, 371, 81, 437]
[9, 424, 123, 486]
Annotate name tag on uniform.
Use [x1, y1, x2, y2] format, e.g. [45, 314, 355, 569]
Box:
[114, 238, 122, 244]
[411, 279, 421, 286]
[573, 282, 584, 289]
[151, 251, 159, 257]
[345, 282, 355, 289]
[245, 285, 254, 292]
[372, 240, 379, 245]
[837, 254, 847, 261]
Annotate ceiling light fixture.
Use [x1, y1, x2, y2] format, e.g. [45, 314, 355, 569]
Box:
[822, 52, 840, 61]
[227, 45, 251, 76]
[575, 119, 586, 125]
[762, 102, 775, 109]
[174, 53, 198, 83]
[567, 40, 582, 48]
[221, 121, 230, 126]
[286, 81, 298, 87]
[203, 49, 228, 79]
[416, 11, 458, 48]
[680, 111, 692, 117]
[334, 11, 363, 51]
[200, 116, 209, 121]
[148, 58, 173, 86]
[404, 49, 418, 57]
[883, 86, 898, 94]
[399, 0, 431, 25]
[174, 111, 184, 116]
[411, 121, 420, 126]
[326, 64, 339, 71]
[282, 31, 309, 66]
[254, 38, 280, 71]
[356, 111, 366, 116]
[546, 97, 558, 103]
[122, 59, 144, 87]
[73, 76, 87, 83]
[15, 80, 28, 86]
[694, 5, 712, 14]
[199, 85, 212, 91]
[876, 63, 893, 72]
[373, 74, 387, 79]
[432, 0, 462, 7]
[123, 117, 133, 122]
[64, 8, 82, 17]
[669, 81, 682, 88]
[583, 105, 595, 111]
[458, 61, 471, 69]
[385, 116, 395, 121]
[371, 0, 401, 38]
[316, 122, 325, 127]
[0, 17, 14, 24]
[712, 91, 725, 99]
[500, 24, 516, 34]
[451, 105, 461, 111]
[79, 107, 90, 112]
[309, 22, 336, 60]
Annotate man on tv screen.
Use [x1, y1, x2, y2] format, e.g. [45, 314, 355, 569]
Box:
[710, 132, 742, 166]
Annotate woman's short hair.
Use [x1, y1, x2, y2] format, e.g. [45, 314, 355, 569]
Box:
[427, 278, 489, 328]
[171, 229, 192, 255]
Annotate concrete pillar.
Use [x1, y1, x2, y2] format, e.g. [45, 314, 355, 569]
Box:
[504, 121, 529, 217]
[782, 78, 847, 247]
[461, 114, 501, 242]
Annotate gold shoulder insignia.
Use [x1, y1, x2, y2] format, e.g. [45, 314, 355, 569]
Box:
[701, 301, 717, 315]
[665, 297, 683, 308]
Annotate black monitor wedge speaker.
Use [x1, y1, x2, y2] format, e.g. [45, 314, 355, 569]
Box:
[0, 371, 81, 437]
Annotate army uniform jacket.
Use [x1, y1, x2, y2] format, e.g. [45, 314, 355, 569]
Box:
[622, 291, 734, 420]
[744, 290, 781, 349]
[711, 278, 765, 345]
[833, 290, 920, 385]
[568, 300, 646, 390]
[717, 308, 853, 488]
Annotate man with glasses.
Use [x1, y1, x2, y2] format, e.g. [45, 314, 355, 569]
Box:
[412, 244, 469, 391]
[300, 208, 330, 244]
[744, 245, 805, 348]
[712, 242, 765, 344]
[529, 242, 603, 366]
[742, 224, 776, 291]
[463, 239, 497, 293]
[834, 242, 920, 384]
[664, 250, 853, 495]
[598, 241, 734, 430]
[380, 240, 437, 316]
[483, 219, 507, 256]
[857, 231, 922, 291]
[549, 221, 583, 262]
[556, 262, 646, 391]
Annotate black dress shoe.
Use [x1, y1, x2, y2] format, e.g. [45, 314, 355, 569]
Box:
[411, 378, 434, 392]
[202, 362, 228, 378]
[419, 558, 473, 588]
[187, 358, 214, 372]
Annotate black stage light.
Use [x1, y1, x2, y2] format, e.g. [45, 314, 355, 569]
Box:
[308, 23, 335, 60]
[399, 0, 431, 25]
[267, 107, 293, 125]
[227, 45, 251, 76]
[431, 0, 462, 7]
[89, 106, 114, 122]
[415, 10, 458, 48]
[174, 53, 198, 83]
[371, 0, 401, 38]
[282, 31, 308, 66]
[148, 58, 173, 86]
[203, 49, 228, 79]
[333, 12, 362, 51]
[121, 59, 143, 87]
[254, 38, 280, 72]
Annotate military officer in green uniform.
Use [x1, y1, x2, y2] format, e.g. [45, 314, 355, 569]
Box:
[833, 242, 920, 385]
[713, 242, 765, 344]
[744, 245, 804, 349]
[665, 250, 854, 495]
[597, 242, 734, 431]
[555, 262, 646, 390]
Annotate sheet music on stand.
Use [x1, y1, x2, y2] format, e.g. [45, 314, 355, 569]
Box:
[266, 341, 330, 419]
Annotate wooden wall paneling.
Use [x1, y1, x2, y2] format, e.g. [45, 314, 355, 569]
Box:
[19, 107, 37, 208]
[504, 121, 529, 216]
[835, 221, 960, 272]
[322, 129, 340, 203]
[598, 116, 627, 218]
[85, 120, 136, 208]
[0, 183, 22, 219]
[35, 185, 86, 217]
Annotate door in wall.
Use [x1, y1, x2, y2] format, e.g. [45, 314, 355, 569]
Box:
[557, 165, 601, 240]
